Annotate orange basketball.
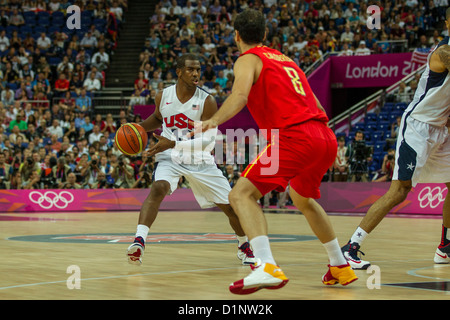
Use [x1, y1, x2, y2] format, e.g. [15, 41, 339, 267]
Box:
[114, 123, 148, 156]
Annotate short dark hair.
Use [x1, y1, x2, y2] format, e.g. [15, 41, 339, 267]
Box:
[233, 9, 266, 45]
[175, 54, 199, 70]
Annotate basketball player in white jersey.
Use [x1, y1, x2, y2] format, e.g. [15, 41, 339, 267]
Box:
[126, 54, 256, 266]
[342, 9, 450, 269]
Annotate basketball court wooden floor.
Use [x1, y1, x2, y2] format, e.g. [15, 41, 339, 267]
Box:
[1, 209, 450, 300]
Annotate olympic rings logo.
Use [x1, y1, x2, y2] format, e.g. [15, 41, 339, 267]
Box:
[417, 186, 447, 209]
[29, 191, 75, 209]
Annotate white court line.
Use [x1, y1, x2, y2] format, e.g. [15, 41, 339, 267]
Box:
[0, 265, 242, 291]
[0, 261, 323, 291]
[406, 265, 450, 281]
[2, 259, 447, 291]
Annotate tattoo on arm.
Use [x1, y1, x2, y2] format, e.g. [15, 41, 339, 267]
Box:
[437, 44, 450, 72]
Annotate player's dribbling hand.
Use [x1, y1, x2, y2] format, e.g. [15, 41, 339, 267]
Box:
[146, 133, 176, 157]
[187, 119, 218, 138]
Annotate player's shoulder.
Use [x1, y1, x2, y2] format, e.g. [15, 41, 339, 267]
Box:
[234, 51, 263, 79]
[237, 51, 262, 65]
[437, 36, 450, 47]
[162, 84, 176, 94]
[430, 39, 450, 73]
[431, 36, 450, 56]
[204, 92, 217, 108]
[435, 42, 450, 55]
[157, 84, 176, 99]
[196, 85, 210, 97]
[195, 85, 213, 102]
[155, 85, 173, 107]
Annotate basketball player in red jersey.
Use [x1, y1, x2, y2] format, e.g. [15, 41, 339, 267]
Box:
[191, 9, 357, 294]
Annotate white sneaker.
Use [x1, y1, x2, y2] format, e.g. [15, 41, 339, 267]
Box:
[341, 241, 371, 270]
[127, 236, 145, 265]
[434, 247, 450, 264]
[229, 260, 289, 295]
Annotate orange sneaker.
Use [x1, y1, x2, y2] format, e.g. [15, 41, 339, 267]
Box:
[322, 263, 358, 286]
[229, 261, 289, 295]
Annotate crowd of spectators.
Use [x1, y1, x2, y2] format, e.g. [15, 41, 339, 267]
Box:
[135, 0, 447, 106]
[134, 0, 446, 137]
[0, 0, 446, 212]
[127, 0, 446, 207]
[0, 0, 129, 190]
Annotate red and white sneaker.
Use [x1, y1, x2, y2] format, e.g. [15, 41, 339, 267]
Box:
[322, 263, 358, 286]
[341, 241, 371, 270]
[127, 236, 145, 265]
[229, 260, 289, 295]
[237, 242, 257, 265]
[434, 245, 450, 264]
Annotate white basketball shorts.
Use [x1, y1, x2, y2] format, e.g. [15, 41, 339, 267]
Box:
[392, 115, 450, 186]
[152, 160, 231, 208]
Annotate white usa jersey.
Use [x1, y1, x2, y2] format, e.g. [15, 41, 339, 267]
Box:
[156, 84, 215, 164]
[405, 36, 450, 127]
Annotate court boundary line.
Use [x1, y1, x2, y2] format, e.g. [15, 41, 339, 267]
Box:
[1, 259, 446, 292]
[0, 265, 243, 291]
[407, 265, 450, 281]
[0, 261, 326, 291]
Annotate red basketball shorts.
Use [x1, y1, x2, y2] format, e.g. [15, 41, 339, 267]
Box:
[241, 120, 337, 199]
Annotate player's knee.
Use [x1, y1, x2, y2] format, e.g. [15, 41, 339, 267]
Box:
[228, 188, 240, 207]
[228, 187, 252, 206]
[215, 203, 234, 216]
[149, 181, 170, 200]
[390, 182, 412, 203]
[293, 197, 312, 212]
[399, 184, 411, 198]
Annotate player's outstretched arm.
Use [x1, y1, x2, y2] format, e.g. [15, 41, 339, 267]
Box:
[210, 55, 256, 124]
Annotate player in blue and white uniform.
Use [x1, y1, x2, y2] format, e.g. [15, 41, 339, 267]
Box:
[342, 8, 450, 269]
[126, 54, 255, 266]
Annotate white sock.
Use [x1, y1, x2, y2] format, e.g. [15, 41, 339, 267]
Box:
[323, 238, 348, 266]
[250, 235, 276, 265]
[236, 235, 248, 247]
[350, 226, 368, 245]
[136, 224, 149, 241]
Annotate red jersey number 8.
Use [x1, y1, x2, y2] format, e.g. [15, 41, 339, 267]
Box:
[283, 67, 306, 96]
